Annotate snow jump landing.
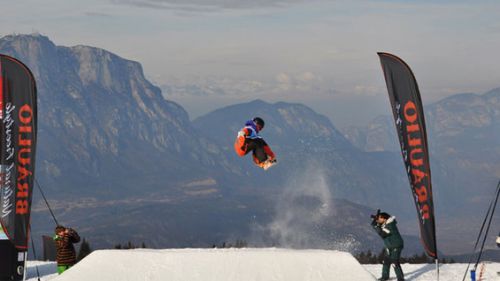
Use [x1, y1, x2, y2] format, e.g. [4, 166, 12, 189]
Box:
[53, 248, 375, 281]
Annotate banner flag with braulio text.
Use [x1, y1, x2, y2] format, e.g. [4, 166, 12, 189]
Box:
[0, 54, 37, 281]
[377, 52, 437, 259]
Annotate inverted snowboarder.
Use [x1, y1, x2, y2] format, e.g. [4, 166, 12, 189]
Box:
[234, 117, 277, 170]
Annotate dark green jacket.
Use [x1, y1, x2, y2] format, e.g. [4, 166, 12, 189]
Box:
[372, 216, 404, 249]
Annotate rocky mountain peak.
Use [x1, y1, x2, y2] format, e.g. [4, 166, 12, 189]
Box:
[0, 34, 58, 81]
[0, 34, 221, 197]
[194, 99, 352, 150]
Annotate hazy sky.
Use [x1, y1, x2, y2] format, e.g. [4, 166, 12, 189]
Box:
[1, 0, 499, 126]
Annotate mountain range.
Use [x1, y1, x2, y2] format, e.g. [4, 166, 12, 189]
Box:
[342, 89, 500, 212]
[0, 34, 498, 257]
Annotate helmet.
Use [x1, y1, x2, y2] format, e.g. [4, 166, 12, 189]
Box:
[253, 117, 265, 130]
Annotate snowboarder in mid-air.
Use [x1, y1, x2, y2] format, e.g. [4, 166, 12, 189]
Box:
[234, 117, 277, 170]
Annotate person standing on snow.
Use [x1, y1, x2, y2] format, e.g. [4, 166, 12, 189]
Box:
[371, 211, 405, 281]
[497, 232, 500, 276]
[54, 225, 81, 274]
[234, 117, 276, 170]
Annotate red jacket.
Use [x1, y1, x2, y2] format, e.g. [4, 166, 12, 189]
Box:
[234, 126, 275, 160]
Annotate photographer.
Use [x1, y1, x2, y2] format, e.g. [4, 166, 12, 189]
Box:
[371, 210, 405, 281]
[53, 225, 81, 274]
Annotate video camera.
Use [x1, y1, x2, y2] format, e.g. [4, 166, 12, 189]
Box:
[370, 209, 381, 220]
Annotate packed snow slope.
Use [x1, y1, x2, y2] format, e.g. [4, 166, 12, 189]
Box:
[52, 248, 374, 281]
[26, 248, 500, 281]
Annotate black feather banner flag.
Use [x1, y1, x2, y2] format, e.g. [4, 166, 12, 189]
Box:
[378, 52, 437, 259]
[0, 54, 37, 281]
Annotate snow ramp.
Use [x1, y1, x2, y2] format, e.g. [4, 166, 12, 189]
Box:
[54, 248, 375, 281]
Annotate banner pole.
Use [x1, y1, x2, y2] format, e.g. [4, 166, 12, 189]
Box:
[435, 259, 439, 281]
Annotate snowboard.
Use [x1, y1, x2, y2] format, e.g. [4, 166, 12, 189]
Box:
[260, 159, 277, 170]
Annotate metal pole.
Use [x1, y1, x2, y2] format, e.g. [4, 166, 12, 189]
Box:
[35, 179, 59, 226]
[30, 233, 42, 281]
[435, 259, 440, 281]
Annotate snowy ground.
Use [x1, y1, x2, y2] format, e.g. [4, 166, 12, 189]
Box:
[364, 263, 500, 281]
[24, 248, 500, 281]
[26, 261, 58, 281]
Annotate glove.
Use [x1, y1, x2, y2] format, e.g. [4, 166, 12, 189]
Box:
[237, 130, 245, 138]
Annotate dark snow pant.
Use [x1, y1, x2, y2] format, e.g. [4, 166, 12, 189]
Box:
[244, 138, 268, 163]
[382, 247, 404, 281]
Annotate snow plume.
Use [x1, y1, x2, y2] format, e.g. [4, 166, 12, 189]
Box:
[266, 166, 331, 247]
[251, 163, 360, 251]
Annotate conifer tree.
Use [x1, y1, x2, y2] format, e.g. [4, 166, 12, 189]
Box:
[77, 239, 92, 262]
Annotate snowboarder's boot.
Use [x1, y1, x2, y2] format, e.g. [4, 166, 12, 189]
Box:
[261, 158, 277, 170]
